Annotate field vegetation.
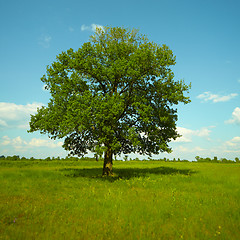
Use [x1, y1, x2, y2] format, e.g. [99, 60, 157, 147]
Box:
[0, 157, 239, 239]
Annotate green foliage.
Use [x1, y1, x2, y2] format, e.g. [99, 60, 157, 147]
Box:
[28, 26, 190, 159]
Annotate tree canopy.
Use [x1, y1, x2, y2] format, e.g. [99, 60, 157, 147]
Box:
[29, 26, 191, 175]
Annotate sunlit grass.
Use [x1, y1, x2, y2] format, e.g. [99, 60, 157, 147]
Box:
[0, 160, 239, 239]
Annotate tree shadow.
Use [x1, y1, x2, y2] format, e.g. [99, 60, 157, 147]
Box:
[59, 166, 197, 182]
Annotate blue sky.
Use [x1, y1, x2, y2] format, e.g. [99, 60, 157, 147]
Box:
[0, 0, 240, 160]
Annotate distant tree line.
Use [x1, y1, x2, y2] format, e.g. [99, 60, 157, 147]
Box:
[0, 155, 239, 163]
[0, 155, 97, 161]
[195, 156, 239, 163]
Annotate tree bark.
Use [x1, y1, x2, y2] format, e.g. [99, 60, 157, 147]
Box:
[102, 147, 113, 176]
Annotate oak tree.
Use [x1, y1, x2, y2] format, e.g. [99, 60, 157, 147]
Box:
[29, 27, 191, 175]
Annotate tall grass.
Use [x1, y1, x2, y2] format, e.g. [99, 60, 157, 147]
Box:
[0, 160, 239, 239]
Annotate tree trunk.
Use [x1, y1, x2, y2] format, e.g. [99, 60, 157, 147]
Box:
[102, 147, 113, 176]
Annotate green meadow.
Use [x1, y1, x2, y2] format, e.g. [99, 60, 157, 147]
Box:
[0, 160, 239, 239]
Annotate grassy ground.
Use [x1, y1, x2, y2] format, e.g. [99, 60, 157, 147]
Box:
[0, 160, 239, 239]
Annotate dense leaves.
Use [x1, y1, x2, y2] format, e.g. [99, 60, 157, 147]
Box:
[29, 26, 190, 163]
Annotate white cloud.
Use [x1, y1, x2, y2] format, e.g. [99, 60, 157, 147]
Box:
[225, 137, 240, 147]
[1, 136, 11, 145]
[68, 26, 74, 32]
[29, 138, 63, 148]
[81, 24, 89, 31]
[177, 145, 206, 153]
[175, 127, 193, 142]
[39, 34, 52, 48]
[231, 136, 240, 142]
[81, 24, 104, 32]
[12, 136, 26, 145]
[1, 136, 63, 149]
[0, 119, 8, 127]
[0, 135, 65, 158]
[197, 92, 238, 103]
[225, 107, 240, 125]
[223, 136, 240, 153]
[196, 127, 212, 137]
[0, 102, 43, 129]
[174, 126, 213, 143]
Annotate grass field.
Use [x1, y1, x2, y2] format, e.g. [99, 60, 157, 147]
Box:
[0, 160, 239, 239]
